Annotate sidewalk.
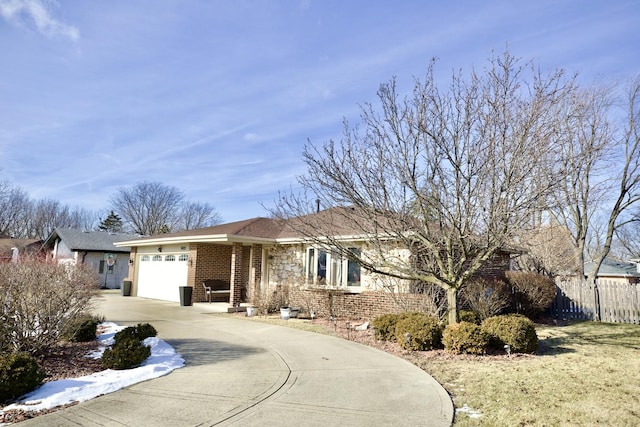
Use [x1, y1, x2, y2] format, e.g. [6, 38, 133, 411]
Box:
[22, 291, 453, 426]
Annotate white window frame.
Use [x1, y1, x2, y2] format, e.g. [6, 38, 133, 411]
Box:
[305, 246, 361, 289]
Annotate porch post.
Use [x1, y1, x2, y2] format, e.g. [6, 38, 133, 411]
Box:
[230, 242, 243, 306]
[251, 244, 263, 302]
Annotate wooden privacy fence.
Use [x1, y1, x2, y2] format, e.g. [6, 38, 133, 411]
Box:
[551, 278, 640, 324]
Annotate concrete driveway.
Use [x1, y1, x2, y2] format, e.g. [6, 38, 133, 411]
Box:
[21, 291, 453, 426]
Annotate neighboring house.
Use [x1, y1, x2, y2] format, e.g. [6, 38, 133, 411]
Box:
[584, 258, 640, 285]
[43, 228, 134, 289]
[115, 208, 515, 318]
[0, 234, 43, 262]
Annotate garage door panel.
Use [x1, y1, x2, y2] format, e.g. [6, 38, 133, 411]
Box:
[137, 256, 188, 302]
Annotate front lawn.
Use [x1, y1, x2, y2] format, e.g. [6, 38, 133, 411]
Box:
[412, 321, 640, 426]
[235, 314, 640, 426]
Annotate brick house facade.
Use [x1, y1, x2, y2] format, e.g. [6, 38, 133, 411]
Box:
[115, 210, 515, 318]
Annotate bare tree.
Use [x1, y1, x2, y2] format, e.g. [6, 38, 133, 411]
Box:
[68, 207, 99, 232]
[0, 182, 30, 238]
[614, 215, 640, 258]
[276, 51, 576, 323]
[25, 199, 96, 239]
[513, 223, 576, 277]
[548, 77, 640, 320]
[180, 201, 223, 230]
[547, 84, 615, 275]
[110, 181, 185, 235]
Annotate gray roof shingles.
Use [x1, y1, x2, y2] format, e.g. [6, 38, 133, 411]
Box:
[47, 228, 133, 252]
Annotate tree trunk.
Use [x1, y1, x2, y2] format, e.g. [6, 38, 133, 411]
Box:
[446, 287, 459, 324]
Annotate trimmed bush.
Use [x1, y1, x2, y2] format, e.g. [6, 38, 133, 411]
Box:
[101, 336, 151, 370]
[394, 313, 442, 351]
[134, 323, 158, 340]
[64, 316, 99, 342]
[0, 352, 46, 402]
[371, 313, 414, 341]
[461, 278, 512, 321]
[482, 314, 538, 353]
[459, 310, 480, 325]
[114, 323, 157, 343]
[505, 271, 557, 319]
[442, 322, 490, 355]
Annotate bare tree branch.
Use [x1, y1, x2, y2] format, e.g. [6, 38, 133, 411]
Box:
[275, 51, 576, 323]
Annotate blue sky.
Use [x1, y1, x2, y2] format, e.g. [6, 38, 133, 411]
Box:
[1, 1, 638, 222]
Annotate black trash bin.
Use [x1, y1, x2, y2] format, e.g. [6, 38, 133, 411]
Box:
[179, 286, 193, 306]
[121, 280, 132, 297]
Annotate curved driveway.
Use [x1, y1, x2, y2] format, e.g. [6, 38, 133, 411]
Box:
[23, 291, 453, 427]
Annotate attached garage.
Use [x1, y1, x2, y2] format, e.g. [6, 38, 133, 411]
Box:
[114, 218, 280, 305]
[136, 253, 189, 302]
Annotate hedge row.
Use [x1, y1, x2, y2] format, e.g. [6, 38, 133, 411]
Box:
[372, 313, 538, 355]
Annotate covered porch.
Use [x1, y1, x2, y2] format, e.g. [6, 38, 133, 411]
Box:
[188, 242, 266, 305]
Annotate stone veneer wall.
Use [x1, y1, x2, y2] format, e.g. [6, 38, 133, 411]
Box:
[268, 244, 305, 287]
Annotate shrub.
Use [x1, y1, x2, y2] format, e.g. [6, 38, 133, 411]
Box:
[394, 312, 442, 351]
[372, 313, 403, 341]
[0, 352, 46, 402]
[0, 259, 100, 355]
[481, 314, 538, 353]
[101, 336, 151, 370]
[461, 278, 512, 321]
[134, 323, 158, 340]
[505, 271, 557, 319]
[459, 310, 480, 324]
[114, 323, 157, 343]
[442, 322, 490, 355]
[64, 316, 100, 342]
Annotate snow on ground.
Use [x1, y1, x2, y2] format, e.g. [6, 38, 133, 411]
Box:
[456, 403, 482, 419]
[1, 322, 184, 414]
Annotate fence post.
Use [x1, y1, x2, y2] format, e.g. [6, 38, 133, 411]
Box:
[593, 280, 601, 322]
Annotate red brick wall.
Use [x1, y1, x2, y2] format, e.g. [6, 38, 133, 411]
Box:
[192, 243, 233, 302]
[230, 243, 243, 306]
[287, 288, 438, 320]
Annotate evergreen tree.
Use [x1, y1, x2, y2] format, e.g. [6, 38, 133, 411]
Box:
[98, 211, 124, 233]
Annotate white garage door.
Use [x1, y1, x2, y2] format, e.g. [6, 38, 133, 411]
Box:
[137, 254, 188, 302]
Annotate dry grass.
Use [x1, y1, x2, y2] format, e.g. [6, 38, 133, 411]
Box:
[232, 313, 640, 426]
[422, 321, 640, 427]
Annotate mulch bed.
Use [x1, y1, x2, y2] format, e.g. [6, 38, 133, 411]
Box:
[0, 340, 104, 425]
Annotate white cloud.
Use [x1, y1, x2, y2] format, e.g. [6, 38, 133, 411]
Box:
[0, 0, 79, 41]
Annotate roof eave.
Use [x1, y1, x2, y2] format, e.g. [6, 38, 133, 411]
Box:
[115, 234, 278, 247]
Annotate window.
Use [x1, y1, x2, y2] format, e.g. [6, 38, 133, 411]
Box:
[152, 255, 162, 261]
[141, 255, 150, 261]
[100, 259, 115, 273]
[347, 248, 361, 287]
[165, 255, 176, 261]
[178, 254, 189, 262]
[306, 246, 361, 288]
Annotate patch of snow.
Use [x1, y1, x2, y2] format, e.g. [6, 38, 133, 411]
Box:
[355, 321, 369, 331]
[456, 403, 482, 419]
[1, 322, 184, 414]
